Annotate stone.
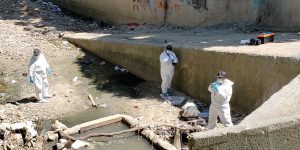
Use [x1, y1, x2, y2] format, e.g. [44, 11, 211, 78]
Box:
[181, 102, 201, 119]
[59, 139, 68, 144]
[10, 122, 26, 130]
[46, 131, 58, 141]
[56, 143, 65, 150]
[0, 93, 5, 98]
[51, 120, 68, 131]
[71, 140, 89, 149]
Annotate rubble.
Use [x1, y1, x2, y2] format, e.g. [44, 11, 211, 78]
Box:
[71, 140, 90, 149]
[0, 121, 41, 149]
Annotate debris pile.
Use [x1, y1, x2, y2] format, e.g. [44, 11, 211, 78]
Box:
[45, 120, 90, 150]
[0, 121, 43, 149]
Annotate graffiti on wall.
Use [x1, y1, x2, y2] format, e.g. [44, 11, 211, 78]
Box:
[135, 0, 208, 13]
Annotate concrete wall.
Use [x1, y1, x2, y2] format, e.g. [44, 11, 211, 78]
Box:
[52, 0, 300, 30]
[63, 33, 300, 113]
[52, 0, 254, 27]
[189, 115, 300, 150]
[241, 74, 300, 125]
[256, 0, 300, 31]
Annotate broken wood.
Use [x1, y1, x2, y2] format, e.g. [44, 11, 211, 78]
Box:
[142, 130, 177, 150]
[88, 94, 97, 108]
[174, 128, 181, 150]
[78, 126, 146, 140]
[64, 114, 123, 135]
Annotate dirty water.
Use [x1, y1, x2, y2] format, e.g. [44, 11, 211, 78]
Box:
[61, 114, 155, 150]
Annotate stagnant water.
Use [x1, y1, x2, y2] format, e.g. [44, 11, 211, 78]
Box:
[61, 112, 155, 150]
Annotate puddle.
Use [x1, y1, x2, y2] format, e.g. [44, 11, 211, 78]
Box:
[60, 112, 155, 150]
[76, 123, 155, 150]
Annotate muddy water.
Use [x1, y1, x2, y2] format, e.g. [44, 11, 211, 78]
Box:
[61, 113, 155, 150]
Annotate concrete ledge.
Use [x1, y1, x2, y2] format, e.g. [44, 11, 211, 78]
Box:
[189, 115, 300, 150]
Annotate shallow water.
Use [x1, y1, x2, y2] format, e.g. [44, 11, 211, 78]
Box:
[61, 112, 155, 150]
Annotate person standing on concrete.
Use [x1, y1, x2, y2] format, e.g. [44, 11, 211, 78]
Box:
[160, 45, 178, 98]
[28, 48, 52, 103]
[207, 71, 234, 129]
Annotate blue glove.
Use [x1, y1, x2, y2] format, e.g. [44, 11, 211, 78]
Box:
[211, 82, 219, 92]
[29, 76, 34, 83]
[47, 68, 51, 75]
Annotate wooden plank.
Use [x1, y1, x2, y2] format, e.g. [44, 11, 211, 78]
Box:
[67, 114, 123, 134]
[174, 128, 181, 150]
[88, 94, 97, 108]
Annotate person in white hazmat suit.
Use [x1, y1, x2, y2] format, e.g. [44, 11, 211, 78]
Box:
[207, 71, 234, 130]
[160, 45, 178, 97]
[28, 49, 52, 103]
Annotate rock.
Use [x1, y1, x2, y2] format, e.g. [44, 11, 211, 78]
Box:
[51, 120, 68, 131]
[10, 122, 27, 130]
[56, 143, 65, 150]
[22, 73, 27, 76]
[46, 131, 58, 141]
[0, 123, 10, 130]
[71, 140, 89, 149]
[0, 93, 5, 98]
[59, 139, 68, 144]
[16, 133, 24, 145]
[181, 101, 201, 119]
[11, 80, 17, 84]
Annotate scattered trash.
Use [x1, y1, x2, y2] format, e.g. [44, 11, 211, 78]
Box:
[240, 38, 260, 45]
[200, 111, 209, 118]
[62, 41, 68, 45]
[240, 39, 250, 45]
[99, 104, 107, 108]
[72, 77, 78, 82]
[114, 66, 128, 72]
[257, 32, 275, 44]
[80, 59, 92, 65]
[165, 96, 186, 106]
[11, 80, 17, 84]
[22, 72, 28, 76]
[114, 66, 120, 71]
[99, 61, 106, 65]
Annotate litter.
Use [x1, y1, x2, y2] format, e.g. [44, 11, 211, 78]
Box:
[257, 32, 275, 44]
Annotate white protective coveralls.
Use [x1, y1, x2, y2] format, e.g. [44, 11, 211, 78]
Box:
[29, 54, 50, 100]
[207, 79, 234, 129]
[160, 50, 178, 94]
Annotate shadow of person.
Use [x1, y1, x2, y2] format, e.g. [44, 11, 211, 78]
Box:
[8, 96, 38, 105]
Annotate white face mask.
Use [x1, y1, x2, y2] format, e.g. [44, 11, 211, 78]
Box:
[217, 78, 223, 84]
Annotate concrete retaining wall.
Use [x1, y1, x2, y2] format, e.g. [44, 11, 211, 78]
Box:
[256, 0, 300, 31]
[52, 0, 300, 30]
[189, 115, 300, 150]
[52, 0, 254, 27]
[63, 33, 300, 113]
